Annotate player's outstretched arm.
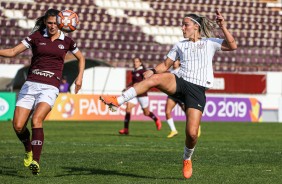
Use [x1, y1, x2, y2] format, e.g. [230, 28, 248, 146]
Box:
[0, 43, 27, 58]
[143, 57, 174, 79]
[73, 50, 85, 94]
[215, 10, 237, 51]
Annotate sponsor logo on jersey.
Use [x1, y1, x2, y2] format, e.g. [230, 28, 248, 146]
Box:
[39, 42, 46, 45]
[58, 44, 64, 49]
[32, 69, 55, 78]
[136, 73, 140, 77]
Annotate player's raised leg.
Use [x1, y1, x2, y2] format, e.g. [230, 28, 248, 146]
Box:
[100, 73, 176, 112]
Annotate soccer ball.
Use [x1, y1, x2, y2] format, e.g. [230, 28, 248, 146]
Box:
[56, 10, 79, 33]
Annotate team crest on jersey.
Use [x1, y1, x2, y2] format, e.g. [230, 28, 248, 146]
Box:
[197, 43, 205, 49]
[58, 44, 64, 49]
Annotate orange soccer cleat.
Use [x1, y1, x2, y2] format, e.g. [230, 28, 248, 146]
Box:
[155, 117, 162, 130]
[119, 128, 129, 135]
[182, 159, 193, 179]
[99, 96, 119, 112]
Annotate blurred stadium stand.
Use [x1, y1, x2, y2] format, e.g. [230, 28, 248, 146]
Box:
[0, 0, 281, 71]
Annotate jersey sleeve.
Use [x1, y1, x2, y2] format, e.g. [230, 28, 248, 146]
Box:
[21, 33, 36, 49]
[69, 39, 79, 54]
[166, 43, 180, 61]
[208, 38, 224, 52]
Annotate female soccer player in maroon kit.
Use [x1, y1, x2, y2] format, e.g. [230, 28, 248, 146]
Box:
[119, 57, 162, 135]
[0, 9, 85, 175]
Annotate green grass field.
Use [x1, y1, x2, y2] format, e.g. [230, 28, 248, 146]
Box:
[0, 121, 282, 184]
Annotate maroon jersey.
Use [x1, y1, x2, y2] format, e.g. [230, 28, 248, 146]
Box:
[132, 66, 147, 97]
[21, 29, 78, 88]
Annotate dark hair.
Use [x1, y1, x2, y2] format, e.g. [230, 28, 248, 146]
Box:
[31, 9, 60, 33]
[184, 13, 216, 38]
[133, 57, 146, 70]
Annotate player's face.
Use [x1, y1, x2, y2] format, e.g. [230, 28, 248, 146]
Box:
[181, 18, 199, 39]
[45, 16, 59, 36]
[133, 58, 142, 69]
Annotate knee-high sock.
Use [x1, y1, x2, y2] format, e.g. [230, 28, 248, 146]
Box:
[148, 112, 158, 121]
[16, 128, 32, 152]
[124, 113, 131, 129]
[31, 128, 44, 163]
[167, 118, 177, 131]
[117, 87, 137, 105]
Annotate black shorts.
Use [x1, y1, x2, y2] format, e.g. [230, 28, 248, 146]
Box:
[170, 75, 206, 112]
[167, 95, 184, 107]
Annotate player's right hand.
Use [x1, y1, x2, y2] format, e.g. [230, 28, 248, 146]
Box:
[215, 9, 225, 28]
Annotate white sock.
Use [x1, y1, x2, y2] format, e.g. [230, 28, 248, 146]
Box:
[183, 146, 195, 160]
[167, 118, 177, 131]
[117, 87, 137, 105]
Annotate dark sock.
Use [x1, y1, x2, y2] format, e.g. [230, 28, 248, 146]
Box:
[31, 128, 44, 163]
[16, 128, 32, 152]
[148, 112, 158, 121]
[124, 113, 130, 129]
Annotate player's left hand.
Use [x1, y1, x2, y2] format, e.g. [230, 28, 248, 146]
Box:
[143, 70, 154, 79]
[215, 9, 226, 28]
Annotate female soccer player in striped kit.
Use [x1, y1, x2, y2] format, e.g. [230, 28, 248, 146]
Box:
[100, 10, 237, 179]
[0, 9, 85, 175]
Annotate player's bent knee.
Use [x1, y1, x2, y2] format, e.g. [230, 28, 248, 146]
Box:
[13, 124, 25, 134]
[186, 132, 198, 141]
[145, 74, 162, 87]
[31, 116, 44, 128]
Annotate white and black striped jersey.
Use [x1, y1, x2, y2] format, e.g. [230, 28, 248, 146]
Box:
[167, 38, 223, 88]
[170, 67, 180, 75]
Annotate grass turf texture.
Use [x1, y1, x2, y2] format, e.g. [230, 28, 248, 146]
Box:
[0, 121, 282, 184]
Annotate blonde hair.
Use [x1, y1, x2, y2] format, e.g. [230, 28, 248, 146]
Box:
[184, 14, 217, 38]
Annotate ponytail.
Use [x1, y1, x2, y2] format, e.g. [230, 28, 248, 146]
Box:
[200, 16, 217, 38]
[184, 14, 217, 38]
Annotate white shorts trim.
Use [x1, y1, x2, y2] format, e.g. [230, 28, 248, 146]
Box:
[16, 81, 59, 110]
